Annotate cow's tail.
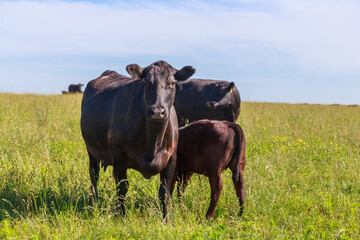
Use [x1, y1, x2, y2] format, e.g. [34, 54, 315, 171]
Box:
[230, 124, 245, 184]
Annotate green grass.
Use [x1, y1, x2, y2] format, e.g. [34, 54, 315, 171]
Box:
[0, 93, 359, 239]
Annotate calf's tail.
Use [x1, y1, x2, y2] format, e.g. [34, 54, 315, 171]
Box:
[230, 124, 246, 183]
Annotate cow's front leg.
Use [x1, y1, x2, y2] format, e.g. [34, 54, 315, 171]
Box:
[159, 153, 177, 221]
[113, 162, 128, 215]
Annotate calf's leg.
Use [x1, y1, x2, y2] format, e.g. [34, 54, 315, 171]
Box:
[206, 174, 223, 219]
[230, 163, 246, 216]
[177, 172, 193, 200]
[233, 172, 245, 216]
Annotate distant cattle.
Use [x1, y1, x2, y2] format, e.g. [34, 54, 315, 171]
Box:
[172, 119, 246, 219]
[81, 61, 195, 219]
[175, 79, 241, 126]
[68, 83, 84, 93]
[91, 70, 241, 127]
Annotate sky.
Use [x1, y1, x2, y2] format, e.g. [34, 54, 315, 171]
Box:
[0, 0, 359, 104]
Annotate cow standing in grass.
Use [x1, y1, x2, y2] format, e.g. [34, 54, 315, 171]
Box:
[81, 61, 195, 219]
[172, 119, 246, 219]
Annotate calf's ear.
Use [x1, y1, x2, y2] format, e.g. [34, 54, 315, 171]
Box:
[126, 64, 144, 80]
[175, 66, 196, 81]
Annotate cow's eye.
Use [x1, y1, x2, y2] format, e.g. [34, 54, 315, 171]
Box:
[167, 80, 176, 89]
[170, 81, 175, 87]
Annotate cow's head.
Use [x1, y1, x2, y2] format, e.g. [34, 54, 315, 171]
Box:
[127, 61, 195, 121]
[206, 81, 235, 108]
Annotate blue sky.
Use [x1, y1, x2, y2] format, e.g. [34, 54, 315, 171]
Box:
[0, 0, 359, 104]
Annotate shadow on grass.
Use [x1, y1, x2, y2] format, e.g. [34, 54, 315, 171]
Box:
[0, 183, 166, 221]
[0, 185, 116, 221]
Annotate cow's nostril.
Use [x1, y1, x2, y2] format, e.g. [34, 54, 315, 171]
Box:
[160, 109, 165, 117]
[149, 108, 155, 115]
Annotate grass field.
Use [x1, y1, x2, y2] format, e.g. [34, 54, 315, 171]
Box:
[0, 93, 359, 239]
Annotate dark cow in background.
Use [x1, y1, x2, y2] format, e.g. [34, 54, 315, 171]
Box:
[172, 119, 246, 219]
[175, 79, 241, 126]
[81, 61, 195, 219]
[69, 83, 84, 93]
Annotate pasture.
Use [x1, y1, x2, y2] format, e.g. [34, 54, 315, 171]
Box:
[0, 93, 359, 239]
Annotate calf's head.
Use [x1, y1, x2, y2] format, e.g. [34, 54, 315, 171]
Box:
[127, 61, 195, 121]
[207, 81, 235, 108]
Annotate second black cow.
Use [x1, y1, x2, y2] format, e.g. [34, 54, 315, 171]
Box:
[175, 78, 241, 126]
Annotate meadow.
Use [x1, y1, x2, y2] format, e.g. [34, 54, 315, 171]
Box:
[0, 93, 359, 239]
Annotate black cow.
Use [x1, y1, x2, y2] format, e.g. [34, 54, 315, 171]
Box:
[80, 61, 195, 219]
[68, 83, 84, 93]
[175, 79, 241, 126]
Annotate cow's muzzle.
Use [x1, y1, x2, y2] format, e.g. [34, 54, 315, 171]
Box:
[148, 106, 166, 120]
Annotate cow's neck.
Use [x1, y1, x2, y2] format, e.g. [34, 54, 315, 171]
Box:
[144, 117, 169, 154]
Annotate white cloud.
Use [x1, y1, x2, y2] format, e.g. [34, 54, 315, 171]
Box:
[0, 0, 359, 102]
[1, 0, 359, 70]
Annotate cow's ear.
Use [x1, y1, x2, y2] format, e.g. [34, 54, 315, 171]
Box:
[228, 82, 235, 92]
[126, 64, 144, 80]
[175, 66, 196, 81]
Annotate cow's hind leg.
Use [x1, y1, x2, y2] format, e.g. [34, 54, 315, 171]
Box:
[235, 173, 245, 216]
[113, 162, 128, 215]
[88, 149, 100, 203]
[230, 166, 245, 216]
[206, 174, 223, 219]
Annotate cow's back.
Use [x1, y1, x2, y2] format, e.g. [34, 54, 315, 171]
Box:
[81, 70, 133, 116]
